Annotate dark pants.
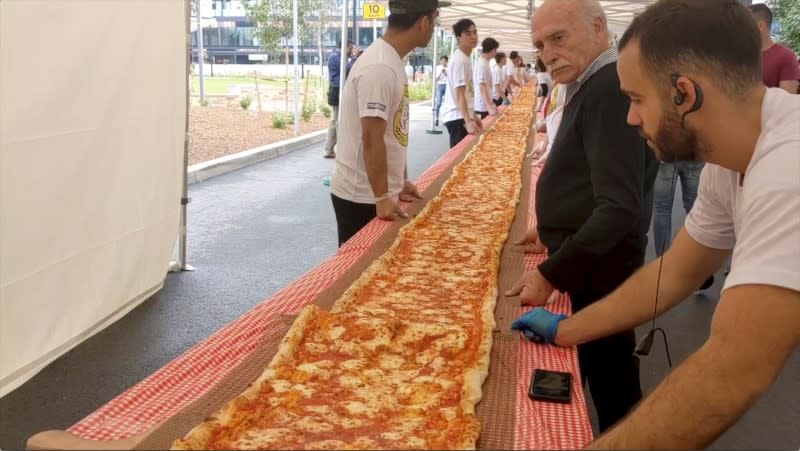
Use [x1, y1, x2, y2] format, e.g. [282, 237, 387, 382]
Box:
[493, 98, 503, 107]
[569, 251, 645, 433]
[444, 119, 469, 148]
[476, 111, 489, 120]
[331, 194, 375, 246]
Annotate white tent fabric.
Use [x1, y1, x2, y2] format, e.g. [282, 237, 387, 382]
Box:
[0, 0, 187, 396]
[439, 0, 656, 60]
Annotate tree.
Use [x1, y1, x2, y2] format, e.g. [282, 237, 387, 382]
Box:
[775, 0, 800, 53]
[242, 0, 336, 56]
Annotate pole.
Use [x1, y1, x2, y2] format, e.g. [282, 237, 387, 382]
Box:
[170, 0, 195, 272]
[373, 19, 377, 43]
[339, 0, 349, 110]
[353, 0, 358, 48]
[293, 0, 300, 135]
[196, 0, 205, 104]
[425, 27, 442, 135]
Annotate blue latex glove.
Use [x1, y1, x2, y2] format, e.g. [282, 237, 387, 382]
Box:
[511, 308, 567, 344]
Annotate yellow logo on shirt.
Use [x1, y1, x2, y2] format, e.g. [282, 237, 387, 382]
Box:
[394, 84, 409, 146]
[547, 84, 561, 116]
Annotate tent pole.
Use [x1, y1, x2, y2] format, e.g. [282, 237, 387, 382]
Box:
[425, 27, 442, 135]
[196, 0, 205, 103]
[293, 0, 300, 135]
[170, 0, 195, 273]
[338, 0, 348, 110]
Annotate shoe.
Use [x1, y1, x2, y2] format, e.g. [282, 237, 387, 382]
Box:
[322, 176, 331, 186]
[698, 275, 714, 291]
[435, 119, 439, 126]
[323, 150, 335, 159]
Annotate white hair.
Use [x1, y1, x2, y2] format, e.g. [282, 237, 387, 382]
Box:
[540, 0, 613, 42]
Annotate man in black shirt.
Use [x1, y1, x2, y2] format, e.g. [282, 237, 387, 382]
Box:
[506, 0, 657, 432]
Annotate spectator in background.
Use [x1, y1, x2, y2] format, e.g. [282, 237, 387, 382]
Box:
[492, 52, 508, 107]
[324, 41, 355, 159]
[442, 19, 482, 148]
[474, 37, 500, 119]
[433, 55, 449, 126]
[535, 58, 553, 112]
[504, 50, 522, 101]
[748, 3, 800, 93]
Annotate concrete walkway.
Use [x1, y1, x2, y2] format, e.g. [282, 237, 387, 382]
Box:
[0, 102, 797, 449]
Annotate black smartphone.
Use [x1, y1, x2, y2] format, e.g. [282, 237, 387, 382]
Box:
[528, 369, 572, 404]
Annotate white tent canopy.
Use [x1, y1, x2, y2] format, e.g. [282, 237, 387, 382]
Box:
[439, 0, 656, 60]
[0, 0, 187, 396]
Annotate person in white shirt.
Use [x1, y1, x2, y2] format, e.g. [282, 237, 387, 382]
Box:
[491, 52, 507, 107]
[330, 0, 451, 246]
[512, 0, 800, 448]
[535, 58, 554, 112]
[433, 55, 448, 126]
[474, 37, 500, 119]
[504, 50, 522, 102]
[441, 18, 482, 148]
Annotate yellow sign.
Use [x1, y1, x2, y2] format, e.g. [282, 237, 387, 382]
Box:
[363, 3, 386, 19]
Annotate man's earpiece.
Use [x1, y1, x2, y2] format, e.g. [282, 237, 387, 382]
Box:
[671, 73, 704, 121]
[671, 73, 686, 106]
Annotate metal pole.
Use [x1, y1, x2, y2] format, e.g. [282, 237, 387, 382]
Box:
[353, 0, 358, 47]
[293, 0, 300, 135]
[170, 0, 195, 272]
[373, 18, 377, 43]
[196, 0, 205, 103]
[339, 0, 349, 109]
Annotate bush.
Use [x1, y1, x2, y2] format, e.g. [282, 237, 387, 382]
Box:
[302, 99, 317, 122]
[408, 81, 432, 101]
[272, 112, 293, 129]
[320, 103, 332, 118]
[200, 98, 209, 107]
[239, 95, 252, 110]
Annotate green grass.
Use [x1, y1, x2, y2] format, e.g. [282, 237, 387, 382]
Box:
[191, 75, 326, 95]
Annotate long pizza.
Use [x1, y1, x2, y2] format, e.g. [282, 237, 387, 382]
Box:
[172, 85, 537, 450]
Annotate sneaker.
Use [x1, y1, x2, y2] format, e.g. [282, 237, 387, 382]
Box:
[322, 176, 331, 186]
[323, 150, 335, 159]
[435, 119, 439, 126]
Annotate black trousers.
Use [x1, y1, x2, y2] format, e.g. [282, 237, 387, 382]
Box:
[569, 251, 645, 433]
[444, 119, 469, 148]
[331, 194, 375, 247]
[476, 111, 489, 120]
[493, 98, 503, 107]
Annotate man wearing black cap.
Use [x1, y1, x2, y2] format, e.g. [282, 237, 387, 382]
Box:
[330, 0, 450, 246]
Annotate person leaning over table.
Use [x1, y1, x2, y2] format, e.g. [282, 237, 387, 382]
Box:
[505, 0, 658, 433]
[492, 52, 508, 107]
[329, 0, 450, 246]
[512, 0, 800, 448]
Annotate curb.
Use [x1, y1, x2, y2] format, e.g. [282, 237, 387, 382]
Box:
[187, 129, 328, 184]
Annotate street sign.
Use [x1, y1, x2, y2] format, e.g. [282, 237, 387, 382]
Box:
[363, 3, 386, 19]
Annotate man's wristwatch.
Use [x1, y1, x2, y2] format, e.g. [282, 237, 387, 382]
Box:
[374, 192, 392, 202]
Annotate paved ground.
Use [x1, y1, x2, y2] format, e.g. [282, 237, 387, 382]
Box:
[0, 103, 797, 449]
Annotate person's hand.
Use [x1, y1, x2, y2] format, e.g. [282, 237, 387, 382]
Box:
[505, 269, 554, 306]
[399, 180, 423, 202]
[466, 119, 479, 135]
[489, 105, 499, 116]
[376, 197, 408, 221]
[511, 308, 567, 344]
[513, 227, 547, 254]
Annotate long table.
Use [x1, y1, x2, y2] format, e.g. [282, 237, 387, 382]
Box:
[59, 114, 593, 450]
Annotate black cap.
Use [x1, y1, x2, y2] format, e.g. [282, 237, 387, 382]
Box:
[389, 0, 451, 15]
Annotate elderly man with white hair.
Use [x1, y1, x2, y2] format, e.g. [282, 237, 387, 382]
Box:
[507, 0, 658, 432]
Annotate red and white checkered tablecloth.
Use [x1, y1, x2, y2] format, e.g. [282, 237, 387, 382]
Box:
[69, 128, 593, 449]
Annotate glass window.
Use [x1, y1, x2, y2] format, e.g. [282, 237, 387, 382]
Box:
[220, 28, 238, 46]
[203, 28, 220, 47]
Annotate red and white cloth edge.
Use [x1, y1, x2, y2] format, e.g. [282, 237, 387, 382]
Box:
[69, 127, 593, 449]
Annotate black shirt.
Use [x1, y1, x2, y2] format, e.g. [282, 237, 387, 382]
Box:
[536, 63, 658, 294]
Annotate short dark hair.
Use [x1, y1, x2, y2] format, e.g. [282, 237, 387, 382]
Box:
[509, 50, 519, 60]
[536, 58, 546, 72]
[440, 55, 448, 62]
[619, 0, 761, 98]
[747, 3, 772, 27]
[388, 10, 435, 31]
[495, 52, 506, 64]
[481, 37, 499, 53]
[453, 18, 475, 37]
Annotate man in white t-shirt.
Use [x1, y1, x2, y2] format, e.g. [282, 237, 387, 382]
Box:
[433, 55, 448, 126]
[504, 51, 522, 102]
[474, 37, 500, 119]
[330, 0, 450, 246]
[441, 18, 482, 148]
[512, 0, 800, 448]
[491, 52, 507, 107]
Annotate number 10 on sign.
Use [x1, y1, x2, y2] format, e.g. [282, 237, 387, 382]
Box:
[363, 3, 386, 19]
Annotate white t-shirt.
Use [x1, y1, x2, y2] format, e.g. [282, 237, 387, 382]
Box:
[491, 63, 503, 100]
[685, 88, 800, 293]
[473, 57, 492, 112]
[504, 61, 517, 87]
[537, 71, 553, 95]
[435, 64, 447, 85]
[330, 38, 409, 205]
[441, 49, 474, 123]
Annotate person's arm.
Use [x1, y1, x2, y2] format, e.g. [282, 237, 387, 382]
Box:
[480, 81, 495, 114]
[588, 284, 800, 449]
[778, 51, 800, 94]
[555, 228, 730, 346]
[536, 78, 654, 293]
[778, 79, 798, 94]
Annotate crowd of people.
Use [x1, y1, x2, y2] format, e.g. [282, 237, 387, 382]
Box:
[320, 0, 799, 448]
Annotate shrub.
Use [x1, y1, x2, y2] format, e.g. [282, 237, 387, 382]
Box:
[302, 99, 317, 122]
[408, 81, 433, 101]
[319, 103, 332, 118]
[240, 95, 252, 110]
[272, 112, 293, 129]
[200, 98, 209, 107]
